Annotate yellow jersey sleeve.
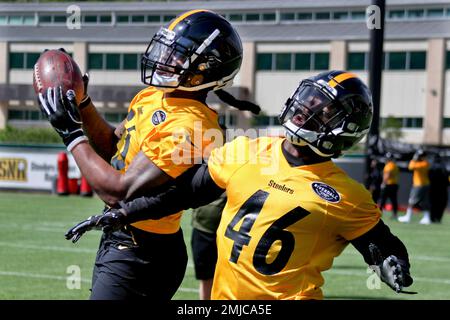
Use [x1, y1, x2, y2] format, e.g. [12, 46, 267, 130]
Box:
[141, 119, 200, 178]
[336, 194, 382, 241]
[208, 136, 251, 189]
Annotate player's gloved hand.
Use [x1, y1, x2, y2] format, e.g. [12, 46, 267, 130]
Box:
[369, 243, 414, 293]
[37, 87, 88, 151]
[65, 208, 127, 243]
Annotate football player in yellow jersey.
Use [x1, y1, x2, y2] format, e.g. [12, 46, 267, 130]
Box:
[67, 71, 414, 299]
[379, 152, 400, 219]
[398, 149, 431, 224]
[37, 10, 260, 300]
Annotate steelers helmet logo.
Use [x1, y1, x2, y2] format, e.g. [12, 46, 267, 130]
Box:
[152, 110, 166, 125]
[311, 182, 341, 203]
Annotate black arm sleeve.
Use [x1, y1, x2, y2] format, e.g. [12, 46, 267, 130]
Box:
[351, 220, 410, 269]
[119, 164, 225, 223]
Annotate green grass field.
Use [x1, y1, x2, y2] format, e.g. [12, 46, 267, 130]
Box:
[0, 191, 449, 300]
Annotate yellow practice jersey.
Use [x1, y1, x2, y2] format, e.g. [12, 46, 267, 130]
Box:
[408, 160, 430, 186]
[207, 136, 381, 300]
[383, 161, 399, 185]
[111, 87, 220, 234]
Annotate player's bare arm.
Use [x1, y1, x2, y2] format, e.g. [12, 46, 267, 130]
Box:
[78, 74, 123, 161]
[70, 142, 172, 206]
[37, 87, 172, 207]
[78, 101, 121, 161]
[65, 163, 223, 242]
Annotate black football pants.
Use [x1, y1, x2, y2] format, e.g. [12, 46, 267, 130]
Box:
[90, 226, 188, 300]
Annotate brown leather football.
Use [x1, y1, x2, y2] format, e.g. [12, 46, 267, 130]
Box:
[33, 49, 84, 104]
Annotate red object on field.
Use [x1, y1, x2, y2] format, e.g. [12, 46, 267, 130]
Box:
[383, 204, 407, 212]
[80, 176, 93, 197]
[56, 152, 69, 195]
[68, 178, 79, 195]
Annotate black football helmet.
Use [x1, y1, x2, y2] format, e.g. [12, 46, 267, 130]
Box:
[279, 70, 373, 158]
[141, 9, 243, 91]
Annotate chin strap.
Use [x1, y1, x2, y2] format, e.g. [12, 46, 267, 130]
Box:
[285, 130, 334, 158]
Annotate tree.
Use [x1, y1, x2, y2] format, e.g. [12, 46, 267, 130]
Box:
[380, 115, 403, 141]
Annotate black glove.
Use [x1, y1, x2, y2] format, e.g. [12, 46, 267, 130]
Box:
[369, 243, 415, 293]
[37, 87, 88, 151]
[65, 208, 127, 243]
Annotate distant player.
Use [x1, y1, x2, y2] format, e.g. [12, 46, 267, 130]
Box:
[67, 71, 414, 299]
[398, 149, 431, 224]
[379, 152, 399, 219]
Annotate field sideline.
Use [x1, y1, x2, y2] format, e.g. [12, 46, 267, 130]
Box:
[0, 191, 449, 300]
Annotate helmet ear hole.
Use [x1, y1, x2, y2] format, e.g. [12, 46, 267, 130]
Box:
[189, 74, 204, 86]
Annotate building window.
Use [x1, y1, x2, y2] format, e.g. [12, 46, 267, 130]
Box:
[39, 15, 52, 23]
[99, 15, 112, 23]
[9, 16, 22, 25]
[8, 110, 46, 121]
[446, 51, 450, 69]
[9, 53, 25, 69]
[294, 53, 311, 70]
[117, 15, 129, 23]
[88, 53, 104, 69]
[53, 15, 66, 23]
[403, 118, 423, 128]
[163, 15, 176, 22]
[427, 8, 444, 17]
[409, 51, 426, 69]
[257, 52, 329, 71]
[0, 16, 7, 25]
[245, 13, 260, 22]
[131, 15, 145, 23]
[147, 15, 160, 23]
[388, 52, 406, 70]
[123, 54, 139, 70]
[26, 53, 40, 69]
[262, 13, 276, 21]
[316, 12, 330, 20]
[407, 9, 424, 18]
[333, 12, 348, 20]
[443, 118, 450, 128]
[106, 53, 121, 70]
[350, 11, 366, 20]
[256, 53, 272, 70]
[84, 15, 97, 23]
[297, 13, 313, 20]
[252, 115, 280, 127]
[388, 10, 405, 19]
[23, 16, 35, 25]
[314, 52, 329, 70]
[88, 53, 140, 70]
[9, 52, 41, 69]
[275, 53, 291, 70]
[347, 52, 366, 70]
[103, 112, 128, 123]
[280, 13, 295, 21]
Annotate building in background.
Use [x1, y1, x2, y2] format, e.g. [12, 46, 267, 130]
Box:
[0, 0, 450, 145]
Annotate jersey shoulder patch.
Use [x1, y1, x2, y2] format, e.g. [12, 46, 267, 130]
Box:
[311, 182, 341, 203]
[151, 110, 167, 125]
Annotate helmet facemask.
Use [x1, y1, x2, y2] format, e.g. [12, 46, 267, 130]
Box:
[279, 80, 353, 157]
[141, 27, 230, 91]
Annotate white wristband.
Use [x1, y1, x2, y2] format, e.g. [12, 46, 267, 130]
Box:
[67, 135, 89, 152]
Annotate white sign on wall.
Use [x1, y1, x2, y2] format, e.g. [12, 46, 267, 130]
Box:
[0, 147, 81, 191]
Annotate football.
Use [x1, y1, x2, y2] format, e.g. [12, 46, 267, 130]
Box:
[32, 49, 84, 104]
